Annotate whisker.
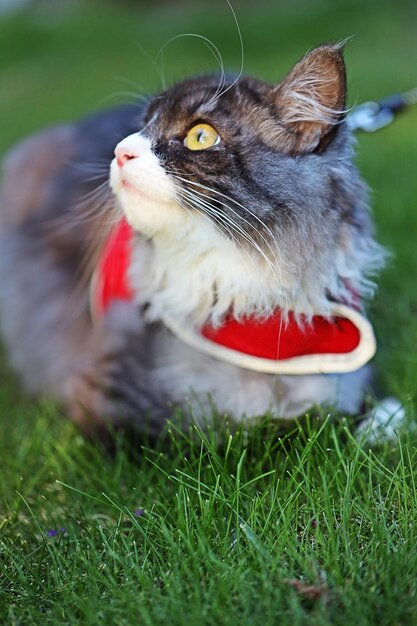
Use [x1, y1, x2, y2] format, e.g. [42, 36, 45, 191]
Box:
[65, 159, 111, 181]
[171, 176, 282, 285]
[78, 173, 110, 183]
[156, 32, 226, 99]
[169, 169, 291, 314]
[134, 43, 166, 90]
[180, 189, 274, 268]
[207, 0, 244, 104]
[180, 182, 279, 265]
[113, 71, 155, 99]
[202, 40, 226, 103]
[177, 187, 277, 288]
[175, 189, 261, 280]
[173, 187, 256, 272]
[72, 221, 114, 299]
[37, 181, 120, 237]
[68, 162, 110, 173]
[173, 181, 290, 371]
[94, 90, 148, 111]
[171, 175, 278, 254]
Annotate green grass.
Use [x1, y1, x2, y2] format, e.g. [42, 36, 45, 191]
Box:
[1, 1, 417, 623]
[2, 410, 417, 625]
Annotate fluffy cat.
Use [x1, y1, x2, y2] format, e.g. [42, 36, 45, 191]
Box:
[0, 44, 386, 441]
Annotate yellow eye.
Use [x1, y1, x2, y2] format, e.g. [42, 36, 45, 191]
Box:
[184, 123, 221, 151]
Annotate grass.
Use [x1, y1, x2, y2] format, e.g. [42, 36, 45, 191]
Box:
[2, 410, 417, 625]
[1, 0, 417, 623]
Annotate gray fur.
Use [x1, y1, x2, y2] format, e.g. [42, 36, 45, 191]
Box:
[0, 46, 385, 440]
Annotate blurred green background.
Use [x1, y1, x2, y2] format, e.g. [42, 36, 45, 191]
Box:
[1, 0, 416, 151]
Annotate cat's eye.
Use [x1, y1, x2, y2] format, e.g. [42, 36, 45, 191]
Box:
[183, 123, 221, 151]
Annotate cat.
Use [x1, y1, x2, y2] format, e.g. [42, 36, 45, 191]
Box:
[0, 44, 389, 443]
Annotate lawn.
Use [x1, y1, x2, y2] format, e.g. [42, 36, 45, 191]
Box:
[1, 0, 417, 624]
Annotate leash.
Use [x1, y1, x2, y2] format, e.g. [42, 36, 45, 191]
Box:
[346, 87, 417, 132]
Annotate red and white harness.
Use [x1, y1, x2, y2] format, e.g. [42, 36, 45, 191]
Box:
[90, 219, 376, 375]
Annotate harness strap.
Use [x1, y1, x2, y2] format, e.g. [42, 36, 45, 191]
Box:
[90, 219, 376, 375]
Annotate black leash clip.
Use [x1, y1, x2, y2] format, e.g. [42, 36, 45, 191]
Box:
[347, 88, 417, 133]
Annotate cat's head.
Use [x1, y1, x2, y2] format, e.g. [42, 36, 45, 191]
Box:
[109, 44, 384, 323]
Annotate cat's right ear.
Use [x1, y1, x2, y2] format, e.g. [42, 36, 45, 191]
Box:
[271, 44, 347, 154]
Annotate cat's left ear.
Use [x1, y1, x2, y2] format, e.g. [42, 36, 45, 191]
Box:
[272, 44, 346, 154]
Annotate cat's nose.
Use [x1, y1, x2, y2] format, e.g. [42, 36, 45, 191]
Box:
[114, 145, 139, 168]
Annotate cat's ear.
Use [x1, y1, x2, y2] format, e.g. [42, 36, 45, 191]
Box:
[272, 44, 346, 154]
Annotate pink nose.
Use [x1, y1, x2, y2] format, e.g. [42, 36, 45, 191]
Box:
[114, 145, 139, 168]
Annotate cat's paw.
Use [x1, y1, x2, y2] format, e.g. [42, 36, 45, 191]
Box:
[356, 397, 407, 445]
[66, 371, 112, 434]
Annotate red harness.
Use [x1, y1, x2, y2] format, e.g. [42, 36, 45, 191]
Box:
[91, 219, 375, 374]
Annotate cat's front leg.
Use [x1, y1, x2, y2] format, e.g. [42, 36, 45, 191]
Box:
[277, 367, 373, 418]
[65, 303, 172, 445]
